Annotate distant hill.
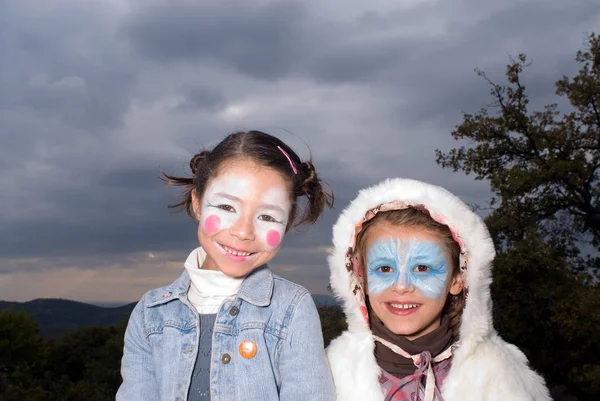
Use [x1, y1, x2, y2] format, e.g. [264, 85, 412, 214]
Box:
[0, 298, 136, 338]
[0, 294, 339, 338]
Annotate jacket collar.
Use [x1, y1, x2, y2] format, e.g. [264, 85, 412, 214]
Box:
[236, 265, 273, 307]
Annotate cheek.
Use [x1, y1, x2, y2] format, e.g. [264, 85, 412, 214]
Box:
[366, 272, 393, 295]
[367, 293, 385, 318]
[265, 229, 282, 248]
[413, 271, 449, 299]
[203, 214, 221, 233]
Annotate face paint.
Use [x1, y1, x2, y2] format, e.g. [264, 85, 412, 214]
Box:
[203, 214, 221, 233]
[200, 173, 290, 249]
[266, 230, 281, 247]
[366, 237, 450, 299]
[200, 173, 249, 234]
[253, 186, 290, 249]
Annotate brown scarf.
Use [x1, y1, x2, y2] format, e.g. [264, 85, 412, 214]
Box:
[371, 314, 453, 379]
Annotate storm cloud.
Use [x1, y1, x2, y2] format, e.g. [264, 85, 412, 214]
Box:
[1, 0, 598, 302]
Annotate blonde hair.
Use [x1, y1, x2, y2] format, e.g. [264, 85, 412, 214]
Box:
[353, 207, 465, 339]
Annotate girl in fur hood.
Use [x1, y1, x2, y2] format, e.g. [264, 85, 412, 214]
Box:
[326, 178, 551, 401]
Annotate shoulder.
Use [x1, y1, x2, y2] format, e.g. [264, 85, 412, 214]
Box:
[271, 273, 314, 307]
[327, 330, 378, 375]
[142, 271, 189, 307]
[327, 330, 373, 359]
[444, 333, 551, 401]
[326, 330, 385, 401]
[126, 273, 192, 330]
[238, 270, 318, 328]
[272, 273, 310, 294]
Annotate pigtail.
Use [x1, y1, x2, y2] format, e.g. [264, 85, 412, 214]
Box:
[160, 150, 212, 220]
[292, 160, 334, 227]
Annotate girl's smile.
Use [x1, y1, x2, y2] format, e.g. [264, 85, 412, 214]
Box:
[384, 301, 423, 316]
[216, 242, 257, 261]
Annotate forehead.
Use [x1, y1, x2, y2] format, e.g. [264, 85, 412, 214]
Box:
[364, 222, 445, 250]
[205, 158, 292, 198]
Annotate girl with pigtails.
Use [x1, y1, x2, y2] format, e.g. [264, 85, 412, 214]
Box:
[117, 131, 336, 401]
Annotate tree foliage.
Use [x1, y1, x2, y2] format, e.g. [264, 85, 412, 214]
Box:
[0, 318, 126, 401]
[436, 33, 600, 250]
[436, 33, 600, 400]
[0, 308, 44, 370]
[318, 305, 347, 347]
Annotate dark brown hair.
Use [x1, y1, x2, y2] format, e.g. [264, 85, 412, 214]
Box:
[353, 207, 465, 339]
[161, 130, 334, 230]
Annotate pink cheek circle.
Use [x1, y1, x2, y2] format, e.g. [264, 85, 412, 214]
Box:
[266, 229, 281, 248]
[203, 214, 221, 233]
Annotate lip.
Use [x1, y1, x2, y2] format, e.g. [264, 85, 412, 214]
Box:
[216, 243, 257, 262]
[384, 301, 422, 316]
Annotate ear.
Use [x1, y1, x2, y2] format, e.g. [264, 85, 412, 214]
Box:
[449, 273, 464, 296]
[191, 190, 201, 221]
[352, 254, 365, 282]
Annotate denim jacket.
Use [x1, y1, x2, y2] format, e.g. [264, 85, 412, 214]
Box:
[116, 265, 335, 401]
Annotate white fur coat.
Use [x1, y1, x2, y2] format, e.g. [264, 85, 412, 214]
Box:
[326, 178, 551, 401]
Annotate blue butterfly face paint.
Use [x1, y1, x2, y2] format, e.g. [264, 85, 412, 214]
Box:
[366, 237, 450, 299]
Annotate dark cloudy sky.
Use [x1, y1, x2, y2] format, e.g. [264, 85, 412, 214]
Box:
[1, 0, 598, 303]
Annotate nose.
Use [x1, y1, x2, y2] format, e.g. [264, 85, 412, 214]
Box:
[391, 271, 415, 294]
[229, 215, 255, 241]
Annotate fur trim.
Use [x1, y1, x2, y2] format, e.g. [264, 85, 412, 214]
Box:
[329, 178, 495, 347]
[326, 331, 385, 401]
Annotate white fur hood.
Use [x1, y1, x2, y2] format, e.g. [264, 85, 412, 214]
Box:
[328, 178, 495, 344]
[326, 178, 551, 401]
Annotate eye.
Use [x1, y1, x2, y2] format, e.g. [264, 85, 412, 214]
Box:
[258, 214, 282, 224]
[414, 265, 430, 273]
[377, 266, 394, 273]
[213, 204, 235, 212]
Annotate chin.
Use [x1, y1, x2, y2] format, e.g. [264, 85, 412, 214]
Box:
[385, 322, 423, 337]
[217, 262, 258, 278]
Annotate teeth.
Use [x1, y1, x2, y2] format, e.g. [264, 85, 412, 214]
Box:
[223, 245, 252, 257]
[389, 303, 419, 309]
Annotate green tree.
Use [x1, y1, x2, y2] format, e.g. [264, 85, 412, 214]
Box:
[489, 230, 600, 400]
[436, 33, 600, 251]
[318, 305, 347, 347]
[0, 308, 47, 400]
[0, 308, 44, 370]
[46, 322, 126, 397]
[435, 33, 600, 400]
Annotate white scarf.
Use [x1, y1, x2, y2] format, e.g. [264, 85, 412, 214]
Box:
[184, 247, 244, 314]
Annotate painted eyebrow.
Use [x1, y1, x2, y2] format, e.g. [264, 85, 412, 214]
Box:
[259, 204, 286, 213]
[213, 192, 241, 202]
[368, 255, 395, 263]
[213, 192, 286, 213]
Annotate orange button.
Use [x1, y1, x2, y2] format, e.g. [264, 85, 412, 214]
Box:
[239, 340, 258, 359]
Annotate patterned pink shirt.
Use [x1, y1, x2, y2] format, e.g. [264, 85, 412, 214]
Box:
[378, 356, 453, 401]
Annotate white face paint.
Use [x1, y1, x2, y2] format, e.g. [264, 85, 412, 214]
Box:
[200, 172, 291, 250]
[254, 186, 291, 249]
[200, 173, 248, 234]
